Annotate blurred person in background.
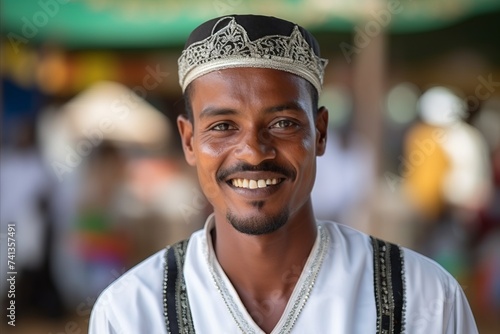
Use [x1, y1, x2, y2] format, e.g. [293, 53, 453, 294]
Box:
[117, 151, 207, 264]
[36, 81, 206, 310]
[311, 115, 374, 227]
[36, 102, 91, 310]
[0, 118, 63, 317]
[470, 99, 500, 319]
[472, 98, 500, 240]
[402, 87, 491, 278]
[71, 142, 131, 300]
[90, 14, 478, 333]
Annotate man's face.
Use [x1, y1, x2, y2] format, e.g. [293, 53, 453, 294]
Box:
[178, 67, 328, 235]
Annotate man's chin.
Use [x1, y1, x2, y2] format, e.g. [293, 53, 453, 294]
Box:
[226, 209, 289, 235]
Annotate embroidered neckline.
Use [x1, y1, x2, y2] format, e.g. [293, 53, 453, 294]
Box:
[204, 220, 329, 334]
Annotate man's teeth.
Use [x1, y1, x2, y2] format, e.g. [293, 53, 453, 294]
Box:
[231, 178, 279, 189]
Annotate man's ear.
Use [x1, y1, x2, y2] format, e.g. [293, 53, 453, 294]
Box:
[315, 106, 328, 156]
[177, 115, 196, 166]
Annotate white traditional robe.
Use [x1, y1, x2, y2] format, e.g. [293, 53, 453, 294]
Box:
[90, 214, 478, 333]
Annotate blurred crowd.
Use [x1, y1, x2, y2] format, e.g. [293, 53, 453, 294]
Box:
[312, 84, 500, 321]
[1, 79, 209, 321]
[2, 75, 499, 326]
[1, 14, 500, 332]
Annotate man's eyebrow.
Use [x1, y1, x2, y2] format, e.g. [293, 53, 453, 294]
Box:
[265, 101, 307, 114]
[199, 101, 307, 119]
[199, 107, 238, 119]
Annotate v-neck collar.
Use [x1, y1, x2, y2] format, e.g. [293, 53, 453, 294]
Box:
[202, 214, 330, 334]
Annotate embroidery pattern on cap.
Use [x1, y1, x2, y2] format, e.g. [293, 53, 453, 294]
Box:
[178, 16, 328, 92]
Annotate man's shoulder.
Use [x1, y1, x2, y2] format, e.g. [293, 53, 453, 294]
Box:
[402, 246, 461, 289]
[94, 248, 166, 308]
[89, 248, 172, 333]
[320, 221, 459, 287]
[93, 235, 201, 305]
[319, 220, 373, 251]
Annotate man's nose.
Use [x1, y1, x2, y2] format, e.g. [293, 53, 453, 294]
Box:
[234, 128, 276, 165]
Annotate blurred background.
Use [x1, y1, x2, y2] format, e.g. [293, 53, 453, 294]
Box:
[1, 0, 499, 333]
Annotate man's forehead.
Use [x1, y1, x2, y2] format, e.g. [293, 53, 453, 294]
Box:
[178, 14, 327, 95]
[191, 67, 309, 88]
[190, 67, 311, 99]
[189, 68, 313, 119]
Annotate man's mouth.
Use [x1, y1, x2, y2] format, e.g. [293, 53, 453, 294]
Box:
[229, 178, 284, 189]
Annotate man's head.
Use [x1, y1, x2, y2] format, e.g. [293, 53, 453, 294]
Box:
[177, 15, 329, 235]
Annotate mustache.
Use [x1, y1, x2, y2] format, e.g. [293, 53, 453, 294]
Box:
[217, 161, 296, 182]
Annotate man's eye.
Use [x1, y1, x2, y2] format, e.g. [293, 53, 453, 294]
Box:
[211, 123, 235, 131]
[272, 120, 295, 128]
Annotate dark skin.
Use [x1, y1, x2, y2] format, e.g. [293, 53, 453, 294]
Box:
[177, 67, 328, 333]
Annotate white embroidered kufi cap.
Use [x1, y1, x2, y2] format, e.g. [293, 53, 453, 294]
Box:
[178, 15, 328, 93]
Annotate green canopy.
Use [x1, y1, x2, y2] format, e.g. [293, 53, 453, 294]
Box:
[2, 0, 500, 48]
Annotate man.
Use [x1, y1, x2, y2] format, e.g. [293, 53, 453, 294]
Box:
[90, 14, 478, 333]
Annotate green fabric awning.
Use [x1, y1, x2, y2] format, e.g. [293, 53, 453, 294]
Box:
[2, 0, 500, 49]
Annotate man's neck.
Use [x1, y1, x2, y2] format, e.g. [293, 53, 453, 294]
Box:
[210, 205, 318, 332]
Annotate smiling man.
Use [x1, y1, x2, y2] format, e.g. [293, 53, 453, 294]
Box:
[90, 15, 478, 333]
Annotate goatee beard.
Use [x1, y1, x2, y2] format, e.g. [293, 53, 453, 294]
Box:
[226, 208, 289, 235]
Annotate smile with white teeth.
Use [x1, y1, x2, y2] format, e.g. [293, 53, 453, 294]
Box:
[230, 178, 280, 189]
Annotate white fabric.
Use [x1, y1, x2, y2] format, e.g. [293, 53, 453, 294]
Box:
[90, 215, 478, 333]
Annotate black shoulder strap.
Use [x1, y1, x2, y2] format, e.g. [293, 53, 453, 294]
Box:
[371, 236, 406, 334]
[163, 239, 195, 334]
